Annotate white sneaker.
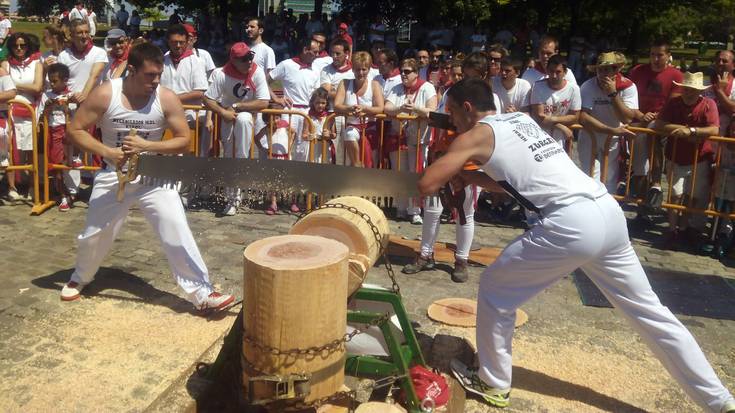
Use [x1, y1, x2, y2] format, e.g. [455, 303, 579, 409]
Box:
[722, 400, 735, 413]
[61, 281, 86, 301]
[410, 214, 423, 225]
[0, 158, 8, 167]
[197, 292, 235, 312]
[223, 202, 237, 216]
[6, 189, 20, 201]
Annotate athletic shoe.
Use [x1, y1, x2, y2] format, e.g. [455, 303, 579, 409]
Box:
[452, 258, 469, 283]
[450, 359, 510, 408]
[6, 189, 20, 201]
[402, 254, 435, 274]
[721, 400, 735, 413]
[198, 292, 235, 312]
[410, 214, 423, 225]
[290, 203, 300, 213]
[71, 157, 83, 168]
[58, 196, 70, 212]
[0, 157, 8, 167]
[60, 281, 86, 301]
[223, 202, 237, 216]
[265, 205, 277, 216]
[645, 186, 663, 208]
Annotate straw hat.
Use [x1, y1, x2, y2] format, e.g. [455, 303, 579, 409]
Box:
[590, 51, 625, 70]
[673, 72, 711, 90]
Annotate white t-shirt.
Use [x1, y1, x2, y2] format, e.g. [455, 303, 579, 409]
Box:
[37, 90, 70, 126]
[522, 66, 577, 87]
[478, 112, 607, 211]
[492, 77, 532, 113]
[368, 67, 380, 81]
[57, 46, 108, 94]
[69, 7, 88, 22]
[320, 63, 354, 90]
[87, 12, 97, 36]
[195, 48, 216, 74]
[269, 58, 320, 107]
[161, 53, 208, 94]
[579, 78, 638, 140]
[204, 65, 270, 109]
[530, 79, 581, 141]
[7, 60, 39, 106]
[0, 19, 11, 40]
[312, 56, 333, 74]
[386, 81, 436, 144]
[250, 42, 276, 73]
[376, 73, 402, 96]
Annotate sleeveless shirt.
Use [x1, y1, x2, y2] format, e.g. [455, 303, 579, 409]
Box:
[99, 78, 165, 166]
[344, 78, 374, 126]
[477, 112, 606, 212]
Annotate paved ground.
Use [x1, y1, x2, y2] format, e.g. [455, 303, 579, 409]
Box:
[0, 194, 734, 412]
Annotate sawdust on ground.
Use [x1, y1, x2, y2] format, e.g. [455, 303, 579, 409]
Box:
[0, 298, 237, 412]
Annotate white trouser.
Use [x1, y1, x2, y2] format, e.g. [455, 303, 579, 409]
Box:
[632, 121, 657, 177]
[577, 134, 621, 193]
[420, 185, 478, 260]
[70, 170, 213, 306]
[284, 109, 310, 162]
[220, 112, 255, 203]
[476, 193, 734, 412]
[334, 116, 346, 165]
[390, 144, 427, 216]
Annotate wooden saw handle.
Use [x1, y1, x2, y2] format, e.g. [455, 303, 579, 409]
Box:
[116, 128, 139, 202]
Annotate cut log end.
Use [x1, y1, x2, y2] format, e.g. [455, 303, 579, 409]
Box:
[244, 234, 349, 270]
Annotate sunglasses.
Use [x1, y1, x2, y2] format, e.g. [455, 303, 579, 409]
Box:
[108, 38, 127, 46]
[14, 43, 27, 49]
[401, 69, 415, 75]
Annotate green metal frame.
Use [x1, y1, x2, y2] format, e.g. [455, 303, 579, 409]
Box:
[345, 287, 427, 413]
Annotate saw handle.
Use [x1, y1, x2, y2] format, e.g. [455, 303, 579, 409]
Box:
[116, 129, 140, 202]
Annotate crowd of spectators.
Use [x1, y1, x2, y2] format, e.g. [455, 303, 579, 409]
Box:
[0, 7, 733, 261]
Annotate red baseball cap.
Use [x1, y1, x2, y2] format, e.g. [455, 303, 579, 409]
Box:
[339, 22, 348, 30]
[183, 23, 197, 36]
[230, 42, 254, 60]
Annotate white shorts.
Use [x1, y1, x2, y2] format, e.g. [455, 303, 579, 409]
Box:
[667, 160, 711, 200]
[13, 118, 33, 151]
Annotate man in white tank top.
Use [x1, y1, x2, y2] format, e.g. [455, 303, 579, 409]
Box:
[61, 43, 235, 313]
[419, 78, 735, 412]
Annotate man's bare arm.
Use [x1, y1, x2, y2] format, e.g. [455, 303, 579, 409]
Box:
[67, 83, 124, 164]
[177, 89, 204, 106]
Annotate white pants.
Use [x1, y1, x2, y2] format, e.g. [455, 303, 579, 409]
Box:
[577, 134, 621, 193]
[284, 110, 310, 162]
[70, 171, 213, 306]
[420, 185, 478, 260]
[476, 193, 734, 412]
[220, 112, 254, 159]
[390, 144, 427, 216]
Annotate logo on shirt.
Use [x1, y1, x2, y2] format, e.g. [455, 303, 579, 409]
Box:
[233, 82, 250, 99]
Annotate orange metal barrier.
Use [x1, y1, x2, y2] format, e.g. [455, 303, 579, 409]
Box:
[0, 100, 46, 214]
[572, 124, 735, 220]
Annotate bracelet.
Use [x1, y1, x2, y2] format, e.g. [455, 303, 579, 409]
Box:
[607, 91, 618, 98]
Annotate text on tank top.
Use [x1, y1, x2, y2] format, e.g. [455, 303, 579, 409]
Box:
[99, 78, 166, 164]
[477, 112, 606, 212]
[345, 78, 373, 125]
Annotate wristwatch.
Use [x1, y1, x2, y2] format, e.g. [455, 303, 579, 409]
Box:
[689, 127, 697, 136]
[231, 103, 239, 111]
[607, 91, 618, 98]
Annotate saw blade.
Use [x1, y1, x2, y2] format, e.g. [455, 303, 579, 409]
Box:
[135, 155, 422, 198]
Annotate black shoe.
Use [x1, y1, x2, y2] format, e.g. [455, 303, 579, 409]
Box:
[402, 254, 435, 274]
[645, 186, 663, 208]
[451, 258, 469, 283]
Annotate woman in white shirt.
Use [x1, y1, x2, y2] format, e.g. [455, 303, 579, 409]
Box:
[383, 57, 437, 223]
[334, 51, 385, 166]
[87, 6, 97, 37]
[3, 33, 43, 200]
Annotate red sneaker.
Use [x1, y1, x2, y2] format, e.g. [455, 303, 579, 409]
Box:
[197, 292, 235, 312]
[59, 196, 71, 212]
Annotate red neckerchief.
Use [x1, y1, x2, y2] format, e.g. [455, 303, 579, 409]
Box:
[223, 61, 258, 92]
[169, 49, 194, 66]
[371, 64, 378, 69]
[309, 108, 328, 119]
[109, 46, 130, 71]
[404, 77, 426, 95]
[335, 61, 352, 73]
[291, 56, 310, 69]
[388, 68, 400, 78]
[71, 41, 93, 60]
[8, 52, 40, 68]
[615, 73, 634, 90]
[318, 50, 328, 58]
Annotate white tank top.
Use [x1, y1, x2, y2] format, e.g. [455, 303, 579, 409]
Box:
[99, 78, 165, 166]
[478, 112, 606, 213]
[345, 79, 373, 125]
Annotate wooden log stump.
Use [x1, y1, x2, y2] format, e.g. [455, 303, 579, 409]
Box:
[243, 234, 350, 406]
[290, 196, 389, 297]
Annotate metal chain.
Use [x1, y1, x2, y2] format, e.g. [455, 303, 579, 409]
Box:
[298, 202, 401, 295]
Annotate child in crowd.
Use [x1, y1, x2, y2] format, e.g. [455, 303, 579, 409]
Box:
[303, 87, 333, 164]
[37, 63, 72, 211]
